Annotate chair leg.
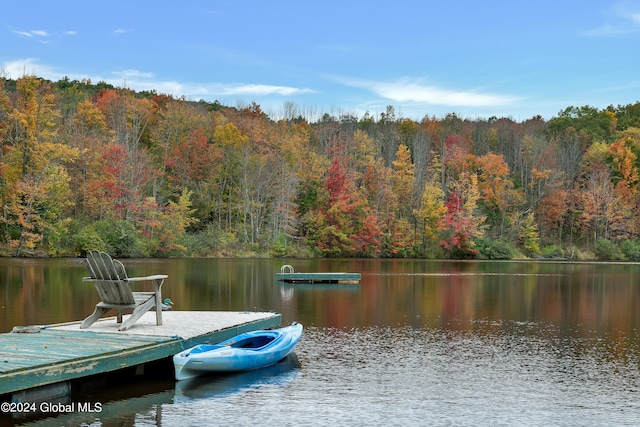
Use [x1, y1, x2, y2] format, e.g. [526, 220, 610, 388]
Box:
[80, 306, 110, 329]
[154, 278, 163, 326]
[119, 297, 157, 331]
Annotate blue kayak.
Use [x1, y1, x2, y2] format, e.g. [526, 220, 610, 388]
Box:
[173, 322, 303, 381]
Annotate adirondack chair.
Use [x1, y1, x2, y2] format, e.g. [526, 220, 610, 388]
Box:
[80, 250, 168, 331]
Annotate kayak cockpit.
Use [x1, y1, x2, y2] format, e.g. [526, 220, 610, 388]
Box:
[229, 334, 278, 350]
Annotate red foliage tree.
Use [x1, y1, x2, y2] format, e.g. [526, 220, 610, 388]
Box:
[307, 158, 380, 256]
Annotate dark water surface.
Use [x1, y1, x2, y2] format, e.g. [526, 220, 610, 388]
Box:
[1, 258, 640, 426]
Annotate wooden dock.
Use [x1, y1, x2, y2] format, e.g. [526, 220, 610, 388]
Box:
[275, 272, 361, 284]
[276, 264, 361, 284]
[0, 310, 281, 401]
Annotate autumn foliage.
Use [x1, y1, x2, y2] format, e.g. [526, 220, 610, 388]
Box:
[2, 75, 640, 259]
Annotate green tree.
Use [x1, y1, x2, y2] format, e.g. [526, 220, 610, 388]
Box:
[214, 122, 249, 231]
[519, 213, 540, 255]
[143, 189, 198, 256]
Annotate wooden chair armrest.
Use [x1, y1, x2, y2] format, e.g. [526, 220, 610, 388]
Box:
[125, 275, 168, 282]
[82, 275, 168, 282]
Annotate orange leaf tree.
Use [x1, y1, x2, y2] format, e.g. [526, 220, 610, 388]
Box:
[414, 154, 447, 256]
[2, 76, 78, 255]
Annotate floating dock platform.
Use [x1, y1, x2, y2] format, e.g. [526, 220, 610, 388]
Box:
[276, 265, 361, 284]
[275, 272, 361, 284]
[0, 311, 281, 402]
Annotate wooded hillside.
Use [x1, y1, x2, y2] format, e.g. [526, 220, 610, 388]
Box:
[2, 75, 640, 259]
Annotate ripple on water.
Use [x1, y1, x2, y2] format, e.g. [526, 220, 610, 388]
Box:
[158, 323, 640, 427]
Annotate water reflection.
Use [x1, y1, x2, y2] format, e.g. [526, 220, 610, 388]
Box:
[2, 258, 640, 339]
[174, 353, 300, 401]
[2, 259, 640, 425]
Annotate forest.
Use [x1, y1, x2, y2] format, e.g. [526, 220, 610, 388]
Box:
[1, 75, 640, 259]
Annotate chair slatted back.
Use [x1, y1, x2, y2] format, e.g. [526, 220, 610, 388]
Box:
[85, 251, 136, 305]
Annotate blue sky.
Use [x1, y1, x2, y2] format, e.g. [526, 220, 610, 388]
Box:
[2, 1, 640, 121]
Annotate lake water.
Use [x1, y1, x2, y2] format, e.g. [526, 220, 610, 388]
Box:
[1, 258, 640, 426]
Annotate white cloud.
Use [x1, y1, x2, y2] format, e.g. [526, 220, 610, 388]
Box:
[584, 4, 640, 36]
[113, 69, 155, 79]
[107, 77, 187, 96]
[215, 83, 314, 97]
[11, 30, 32, 38]
[340, 77, 517, 107]
[10, 29, 49, 38]
[583, 24, 628, 36]
[1, 58, 61, 79]
[100, 72, 313, 98]
[1, 58, 314, 108]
